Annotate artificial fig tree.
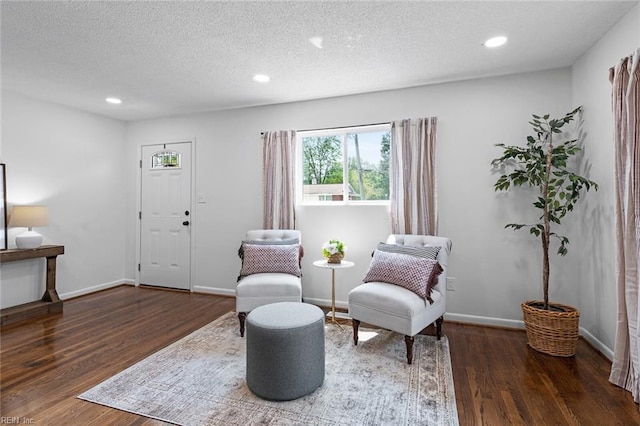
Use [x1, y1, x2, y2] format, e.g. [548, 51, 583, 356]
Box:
[491, 106, 598, 310]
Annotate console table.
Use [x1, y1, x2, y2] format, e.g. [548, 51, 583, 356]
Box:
[0, 245, 64, 326]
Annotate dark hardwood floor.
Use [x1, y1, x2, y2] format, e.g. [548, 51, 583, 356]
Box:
[1, 286, 638, 425]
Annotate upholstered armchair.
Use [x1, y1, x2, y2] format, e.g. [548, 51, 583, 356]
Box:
[348, 234, 452, 364]
[235, 229, 303, 336]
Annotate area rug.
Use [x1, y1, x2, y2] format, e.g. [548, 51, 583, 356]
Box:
[79, 312, 458, 425]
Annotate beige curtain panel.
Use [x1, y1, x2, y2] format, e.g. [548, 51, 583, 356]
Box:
[262, 130, 296, 230]
[608, 48, 640, 405]
[390, 117, 438, 235]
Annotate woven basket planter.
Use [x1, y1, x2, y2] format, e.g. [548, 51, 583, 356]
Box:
[521, 300, 580, 357]
[327, 253, 344, 264]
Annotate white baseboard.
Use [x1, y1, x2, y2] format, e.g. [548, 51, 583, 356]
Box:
[580, 326, 614, 360]
[303, 297, 344, 310]
[445, 312, 613, 360]
[192, 285, 235, 297]
[60, 284, 615, 361]
[59, 279, 133, 300]
[445, 312, 526, 330]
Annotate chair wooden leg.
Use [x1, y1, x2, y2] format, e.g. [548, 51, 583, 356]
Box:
[436, 316, 443, 340]
[238, 312, 247, 337]
[352, 319, 360, 345]
[404, 335, 414, 364]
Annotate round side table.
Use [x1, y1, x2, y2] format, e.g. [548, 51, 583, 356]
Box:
[312, 259, 354, 327]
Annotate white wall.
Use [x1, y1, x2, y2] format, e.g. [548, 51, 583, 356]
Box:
[0, 91, 128, 308]
[4, 6, 635, 356]
[126, 68, 576, 323]
[571, 4, 640, 352]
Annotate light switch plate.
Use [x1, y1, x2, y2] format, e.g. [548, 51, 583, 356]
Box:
[446, 277, 455, 291]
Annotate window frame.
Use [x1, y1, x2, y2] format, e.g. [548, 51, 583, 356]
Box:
[296, 123, 391, 206]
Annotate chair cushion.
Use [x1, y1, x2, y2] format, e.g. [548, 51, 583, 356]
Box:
[239, 243, 302, 278]
[348, 282, 444, 336]
[236, 272, 302, 295]
[363, 250, 443, 300]
[349, 282, 442, 317]
[236, 273, 302, 313]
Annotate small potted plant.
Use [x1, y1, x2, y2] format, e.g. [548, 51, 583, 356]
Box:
[491, 106, 598, 356]
[322, 239, 347, 264]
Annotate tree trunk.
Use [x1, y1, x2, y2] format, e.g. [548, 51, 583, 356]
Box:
[541, 133, 553, 310]
[353, 134, 365, 200]
[542, 231, 550, 310]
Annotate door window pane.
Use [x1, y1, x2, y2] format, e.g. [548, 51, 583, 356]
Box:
[151, 151, 181, 169]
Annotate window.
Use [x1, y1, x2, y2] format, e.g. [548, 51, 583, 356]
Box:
[298, 124, 390, 203]
[151, 150, 181, 169]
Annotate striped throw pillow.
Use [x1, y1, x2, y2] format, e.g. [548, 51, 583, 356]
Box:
[376, 243, 440, 259]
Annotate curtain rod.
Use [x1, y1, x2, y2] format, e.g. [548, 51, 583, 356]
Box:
[261, 121, 391, 135]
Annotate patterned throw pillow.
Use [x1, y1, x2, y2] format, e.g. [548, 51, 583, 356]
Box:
[239, 244, 302, 278]
[363, 250, 443, 302]
[376, 243, 440, 259]
[238, 238, 300, 260]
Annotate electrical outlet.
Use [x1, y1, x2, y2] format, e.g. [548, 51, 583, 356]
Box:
[446, 277, 455, 291]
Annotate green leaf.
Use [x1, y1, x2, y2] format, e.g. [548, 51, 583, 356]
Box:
[505, 224, 526, 231]
[491, 106, 597, 262]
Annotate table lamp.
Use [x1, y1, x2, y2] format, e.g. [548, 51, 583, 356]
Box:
[9, 205, 49, 249]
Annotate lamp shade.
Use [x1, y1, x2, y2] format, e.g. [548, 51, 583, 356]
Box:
[9, 206, 49, 249]
[9, 205, 49, 228]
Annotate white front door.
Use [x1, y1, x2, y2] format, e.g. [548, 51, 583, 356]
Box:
[139, 142, 192, 290]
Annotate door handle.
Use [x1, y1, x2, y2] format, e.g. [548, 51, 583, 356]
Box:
[183, 221, 190, 226]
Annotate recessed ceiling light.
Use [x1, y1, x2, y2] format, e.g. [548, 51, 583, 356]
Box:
[309, 36, 323, 49]
[253, 74, 270, 83]
[484, 36, 507, 48]
[105, 97, 122, 104]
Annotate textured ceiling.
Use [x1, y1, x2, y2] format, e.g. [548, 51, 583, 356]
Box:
[1, 1, 637, 121]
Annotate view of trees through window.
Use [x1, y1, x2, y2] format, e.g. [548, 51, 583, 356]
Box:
[301, 126, 390, 202]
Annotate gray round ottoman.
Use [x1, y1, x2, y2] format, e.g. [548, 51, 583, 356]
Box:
[246, 302, 325, 401]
